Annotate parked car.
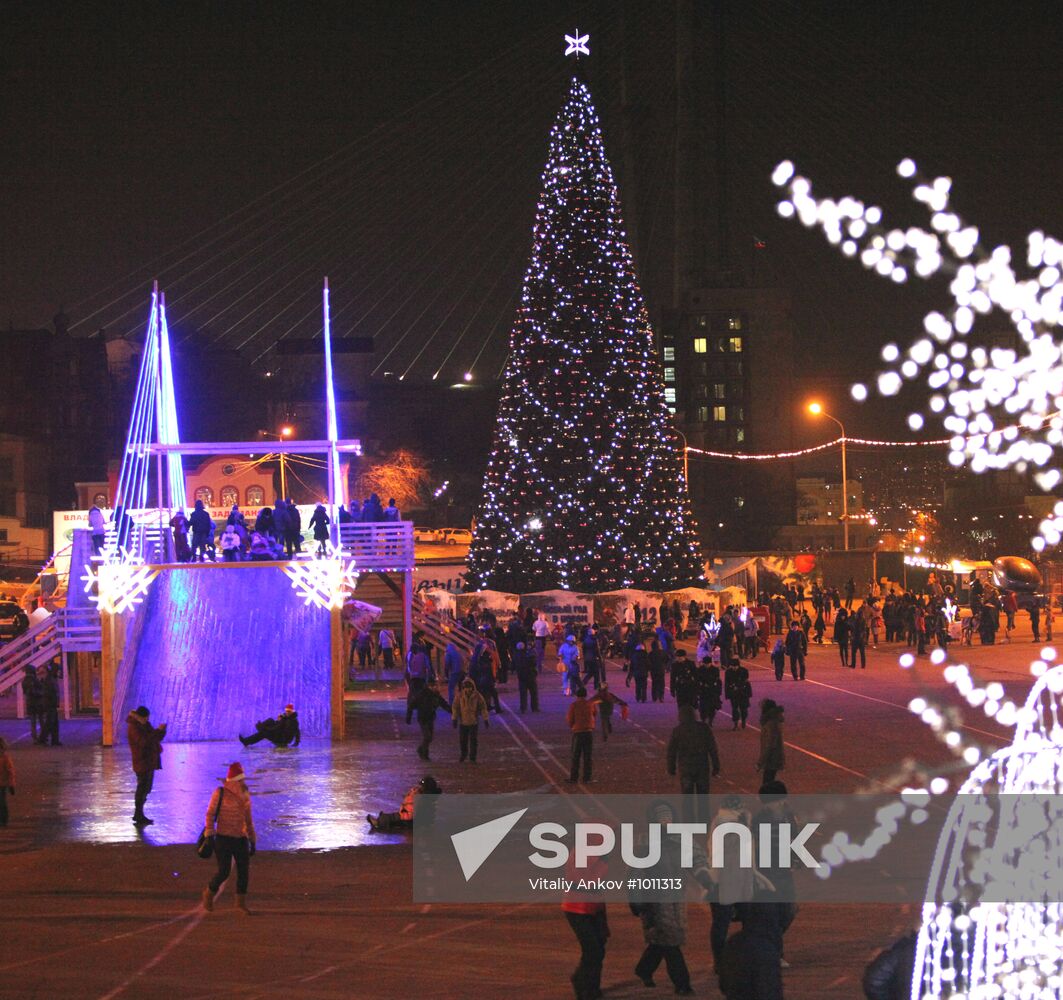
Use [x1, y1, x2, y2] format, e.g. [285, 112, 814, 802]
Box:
[0, 601, 30, 642]
[442, 528, 473, 546]
[414, 527, 444, 544]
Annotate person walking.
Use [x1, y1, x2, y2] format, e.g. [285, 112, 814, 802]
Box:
[563, 856, 610, 1000]
[725, 661, 752, 729]
[784, 621, 806, 680]
[631, 801, 696, 995]
[630, 638, 651, 703]
[589, 682, 626, 742]
[648, 638, 668, 703]
[717, 904, 785, 1000]
[850, 608, 869, 669]
[0, 737, 14, 827]
[405, 640, 433, 697]
[284, 498, 302, 557]
[667, 704, 720, 823]
[308, 503, 330, 558]
[444, 639, 465, 704]
[377, 626, 397, 672]
[512, 641, 540, 713]
[127, 706, 166, 826]
[406, 681, 450, 761]
[201, 762, 256, 915]
[770, 638, 786, 682]
[21, 666, 44, 744]
[695, 658, 723, 725]
[451, 677, 489, 763]
[756, 700, 786, 782]
[834, 607, 851, 667]
[558, 634, 582, 696]
[566, 687, 596, 784]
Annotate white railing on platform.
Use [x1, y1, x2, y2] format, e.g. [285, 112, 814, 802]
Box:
[339, 521, 414, 571]
[0, 607, 100, 720]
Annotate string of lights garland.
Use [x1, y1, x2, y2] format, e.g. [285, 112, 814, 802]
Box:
[466, 46, 704, 594]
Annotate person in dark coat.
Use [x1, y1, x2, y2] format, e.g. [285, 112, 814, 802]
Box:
[361, 493, 384, 522]
[694, 659, 723, 725]
[405, 682, 450, 760]
[850, 608, 869, 668]
[784, 622, 806, 680]
[648, 639, 668, 703]
[669, 649, 697, 706]
[239, 705, 301, 748]
[271, 499, 290, 545]
[40, 663, 61, 746]
[21, 666, 44, 744]
[834, 608, 851, 667]
[717, 903, 785, 1000]
[725, 662, 752, 729]
[667, 704, 720, 823]
[756, 703, 786, 783]
[284, 498, 302, 558]
[189, 499, 213, 562]
[308, 503, 331, 557]
[863, 930, 917, 1000]
[127, 706, 166, 825]
[630, 638, 651, 703]
[512, 641, 540, 713]
[254, 506, 274, 536]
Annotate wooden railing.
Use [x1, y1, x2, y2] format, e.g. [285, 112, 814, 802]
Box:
[339, 521, 414, 571]
[411, 593, 479, 655]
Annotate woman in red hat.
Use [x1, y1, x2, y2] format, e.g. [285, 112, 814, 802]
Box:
[201, 762, 257, 914]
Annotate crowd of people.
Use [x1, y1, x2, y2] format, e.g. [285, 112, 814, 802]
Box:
[162, 493, 402, 563]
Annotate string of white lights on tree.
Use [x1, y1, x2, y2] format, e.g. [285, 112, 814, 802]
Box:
[466, 40, 704, 593]
[772, 158, 1063, 551]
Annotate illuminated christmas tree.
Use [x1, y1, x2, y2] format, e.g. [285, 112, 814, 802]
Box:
[467, 72, 705, 593]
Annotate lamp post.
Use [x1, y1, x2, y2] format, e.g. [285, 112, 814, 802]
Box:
[260, 425, 294, 499]
[808, 402, 849, 551]
[675, 428, 690, 488]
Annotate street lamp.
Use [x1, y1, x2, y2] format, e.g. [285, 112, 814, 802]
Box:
[260, 426, 294, 499]
[808, 401, 849, 551]
[675, 428, 690, 487]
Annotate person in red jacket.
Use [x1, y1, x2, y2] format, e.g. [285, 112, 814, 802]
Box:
[566, 687, 597, 783]
[562, 855, 610, 1000]
[127, 706, 166, 826]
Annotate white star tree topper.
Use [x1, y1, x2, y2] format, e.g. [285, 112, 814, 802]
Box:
[564, 31, 589, 57]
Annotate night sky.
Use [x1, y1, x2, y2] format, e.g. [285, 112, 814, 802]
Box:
[3, 1, 1060, 440]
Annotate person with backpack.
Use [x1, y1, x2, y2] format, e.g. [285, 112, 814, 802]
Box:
[201, 762, 256, 915]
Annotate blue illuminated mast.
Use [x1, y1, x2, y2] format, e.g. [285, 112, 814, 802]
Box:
[322, 277, 344, 544]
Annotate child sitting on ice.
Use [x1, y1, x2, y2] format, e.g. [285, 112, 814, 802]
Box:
[367, 775, 442, 832]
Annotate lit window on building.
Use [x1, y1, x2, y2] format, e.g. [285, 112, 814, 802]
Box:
[220, 485, 239, 508]
[732, 427, 746, 444]
[194, 486, 214, 505]
[693, 337, 707, 354]
[728, 316, 743, 330]
[665, 387, 677, 403]
[664, 367, 676, 382]
[663, 347, 675, 362]
[729, 337, 743, 352]
[713, 405, 726, 422]
[246, 485, 265, 507]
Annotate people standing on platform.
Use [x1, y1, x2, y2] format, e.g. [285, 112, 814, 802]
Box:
[308, 503, 330, 558]
[383, 498, 400, 522]
[40, 663, 61, 746]
[21, 665, 44, 743]
[89, 504, 107, 556]
[361, 493, 385, 522]
[272, 498, 290, 547]
[756, 701, 786, 782]
[189, 499, 213, 562]
[444, 639, 465, 703]
[589, 682, 626, 741]
[220, 522, 242, 561]
[452, 677, 489, 764]
[284, 498, 302, 557]
[168, 509, 191, 562]
[201, 762, 256, 915]
[0, 737, 14, 827]
[239, 705, 300, 748]
[513, 641, 540, 713]
[127, 706, 166, 826]
[338, 504, 353, 524]
[566, 686, 596, 783]
[406, 681, 450, 761]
